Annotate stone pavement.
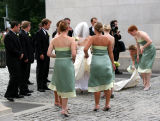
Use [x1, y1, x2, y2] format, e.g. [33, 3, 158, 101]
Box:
[0, 63, 160, 121]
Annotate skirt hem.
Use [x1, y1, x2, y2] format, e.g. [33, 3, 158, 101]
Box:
[48, 83, 56, 91]
[88, 82, 113, 92]
[57, 91, 76, 98]
[138, 67, 151, 73]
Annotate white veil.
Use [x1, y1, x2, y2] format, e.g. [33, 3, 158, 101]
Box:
[74, 22, 89, 39]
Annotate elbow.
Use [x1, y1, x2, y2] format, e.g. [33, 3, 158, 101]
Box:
[72, 52, 76, 59]
[47, 51, 51, 57]
[84, 48, 88, 53]
[149, 41, 152, 45]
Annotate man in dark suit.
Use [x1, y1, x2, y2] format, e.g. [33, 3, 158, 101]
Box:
[4, 21, 24, 101]
[110, 20, 123, 74]
[35, 18, 51, 92]
[19, 21, 34, 96]
[27, 31, 35, 85]
[89, 17, 98, 36]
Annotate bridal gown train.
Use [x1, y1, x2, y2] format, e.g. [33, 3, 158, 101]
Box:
[74, 46, 92, 90]
[114, 69, 141, 91]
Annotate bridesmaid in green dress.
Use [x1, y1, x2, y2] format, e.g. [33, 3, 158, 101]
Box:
[84, 22, 116, 111]
[128, 25, 156, 91]
[127, 45, 142, 73]
[47, 20, 76, 117]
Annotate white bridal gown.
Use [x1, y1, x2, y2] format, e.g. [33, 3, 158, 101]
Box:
[114, 69, 141, 91]
[74, 46, 92, 90]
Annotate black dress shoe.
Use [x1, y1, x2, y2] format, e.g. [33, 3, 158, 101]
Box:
[27, 81, 34, 85]
[46, 79, 51, 82]
[44, 87, 50, 90]
[20, 93, 31, 96]
[15, 95, 24, 98]
[38, 89, 45, 92]
[27, 90, 34, 93]
[115, 69, 123, 74]
[6, 97, 14, 102]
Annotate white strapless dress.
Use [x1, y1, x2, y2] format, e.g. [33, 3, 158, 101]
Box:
[74, 46, 92, 90]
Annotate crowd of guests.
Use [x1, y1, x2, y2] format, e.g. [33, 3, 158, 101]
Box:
[3, 17, 156, 117]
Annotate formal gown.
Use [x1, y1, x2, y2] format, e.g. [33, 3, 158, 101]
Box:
[114, 54, 141, 91]
[88, 46, 113, 92]
[74, 46, 92, 90]
[137, 39, 156, 73]
[48, 47, 76, 98]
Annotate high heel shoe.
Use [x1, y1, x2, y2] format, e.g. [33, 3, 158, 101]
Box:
[55, 103, 61, 108]
[61, 113, 69, 117]
[103, 106, 111, 111]
[61, 110, 69, 117]
[93, 105, 100, 112]
[143, 85, 151, 91]
[93, 108, 99, 112]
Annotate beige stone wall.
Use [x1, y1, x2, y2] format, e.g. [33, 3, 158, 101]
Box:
[46, 0, 160, 72]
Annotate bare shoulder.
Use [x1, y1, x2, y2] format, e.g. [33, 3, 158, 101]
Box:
[68, 36, 76, 43]
[50, 38, 56, 44]
[110, 34, 114, 39]
[139, 31, 148, 36]
[84, 36, 91, 41]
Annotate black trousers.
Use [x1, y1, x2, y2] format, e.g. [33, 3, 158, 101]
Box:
[26, 63, 31, 82]
[5, 59, 22, 98]
[113, 49, 120, 62]
[19, 62, 30, 94]
[36, 57, 50, 90]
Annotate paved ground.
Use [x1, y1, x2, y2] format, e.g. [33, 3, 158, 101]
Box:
[0, 63, 160, 121]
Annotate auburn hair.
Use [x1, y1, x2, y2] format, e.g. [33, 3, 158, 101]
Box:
[128, 25, 138, 32]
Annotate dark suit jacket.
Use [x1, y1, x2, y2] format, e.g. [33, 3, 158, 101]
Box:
[113, 32, 122, 52]
[89, 27, 95, 36]
[35, 29, 49, 60]
[19, 30, 34, 63]
[4, 30, 23, 64]
[52, 29, 73, 38]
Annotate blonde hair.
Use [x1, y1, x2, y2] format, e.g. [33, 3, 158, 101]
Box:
[103, 24, 111, 32]
[21, 21, 31, 29]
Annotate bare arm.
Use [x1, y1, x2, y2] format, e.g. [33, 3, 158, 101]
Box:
[130, 53, 135, 65]
[141, 32, 152, 49]
[135, 39, 140, 63]
[84, 37, 93, 58]
[71, 38, 76, 62]
[108, 40, 114, 64]
[47, 39, 56, 58]
[108, 40, 116, 70]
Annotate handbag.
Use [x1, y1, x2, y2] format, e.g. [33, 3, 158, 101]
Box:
[118, 41, 126, 52]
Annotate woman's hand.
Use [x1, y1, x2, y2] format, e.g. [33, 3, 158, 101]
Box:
[140, 46, 144, 54]
[72, 58, 75, 63]
[84, 54, 89, 58]
[137, 56, 139, 64]
[112, 63, 116, 71]
[40, 54, 44, 60]
[131, 64, 136, 70]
